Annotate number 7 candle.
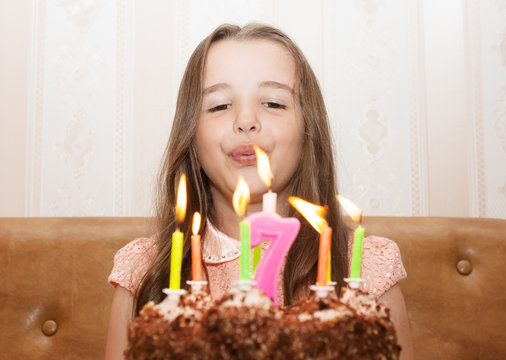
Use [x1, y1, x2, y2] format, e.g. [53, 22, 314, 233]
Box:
[248, 213, 300, 306]
[246, 145, 301, 307]
[169, 174, 187, 290]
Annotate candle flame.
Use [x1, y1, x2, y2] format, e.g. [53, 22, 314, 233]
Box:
[233, 176, 250, 216]
[175, 174, 187, 224]
[253, 144, 273, 188]
[192, 212, 201, 235]
[289, 196, 328, 233]
[336, 194, 363, 224]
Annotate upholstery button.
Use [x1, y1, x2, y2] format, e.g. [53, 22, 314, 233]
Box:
[456, 259, 472, 275]
[41, 320, 58, 336]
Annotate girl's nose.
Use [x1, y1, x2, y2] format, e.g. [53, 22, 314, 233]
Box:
[233, 105, 261, 134]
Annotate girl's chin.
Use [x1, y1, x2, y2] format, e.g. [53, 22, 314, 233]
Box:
[244, 182, 269, 197]
[247, 191, 265, 205]
[230, 172, 267, 193]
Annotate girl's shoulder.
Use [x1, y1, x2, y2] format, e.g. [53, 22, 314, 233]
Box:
[357, 235, 407, 299]
[108, 236, 159, 294]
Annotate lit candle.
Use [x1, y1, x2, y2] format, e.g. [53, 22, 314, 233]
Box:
[191, 212, 202, 281]
[233, 176, 251, 281]
[169, 174, 187, 290]
[350, 224, 365, 278]
[248, 213, 300, 307]
[252, 241, 261, 274]
[289, 197, 331, 286]
[337, 195, 365, 279]
[327, 241, 332, 284]
[319, 226, 332, 286]
[253, 145, 277, 274]
[247, 146, 301, 305]
[240, 220, 251, 280]
[253, 144, 277, 213]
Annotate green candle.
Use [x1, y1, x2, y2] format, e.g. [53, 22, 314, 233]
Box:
[240, 219, 251, 280]
[350, 225, 365, 278]
[169, 229, 184, 289]
[252, 245, 261, 275]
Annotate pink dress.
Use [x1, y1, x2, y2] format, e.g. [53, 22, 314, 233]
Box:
[108, 222, 406, 302]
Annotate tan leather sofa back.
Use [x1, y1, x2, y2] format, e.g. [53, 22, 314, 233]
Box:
[1, 216, 505, 359]
[0, 217, 155, 359]
[362, 217, 506, 359]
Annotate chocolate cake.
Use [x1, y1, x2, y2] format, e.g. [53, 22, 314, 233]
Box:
[125, 288, 214, 360]
[203, 286, 280, 359]
[126, 286, 401, 359]
[277, 287, 401, 359]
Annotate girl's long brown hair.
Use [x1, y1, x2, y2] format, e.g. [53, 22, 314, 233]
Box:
[134, 23, 349, 315]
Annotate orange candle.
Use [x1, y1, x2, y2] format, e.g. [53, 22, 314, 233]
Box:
[288, 196, 331, 286]
[327, 238, 332, 283]
[317, 226, 332, 286]
[191, 212, 202, 281]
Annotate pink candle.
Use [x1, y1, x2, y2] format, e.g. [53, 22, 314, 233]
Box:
[248, 212, 300, 307]
[251, 144, 279, 276]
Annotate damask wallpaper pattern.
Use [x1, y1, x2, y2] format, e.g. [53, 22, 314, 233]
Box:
[0, 0, 504, 219]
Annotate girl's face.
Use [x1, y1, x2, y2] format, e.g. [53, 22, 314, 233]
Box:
[196, 39, 304, 205]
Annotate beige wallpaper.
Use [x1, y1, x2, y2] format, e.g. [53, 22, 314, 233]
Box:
[0, 0, 504, 219]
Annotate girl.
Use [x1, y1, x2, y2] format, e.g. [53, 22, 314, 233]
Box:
[105, 23, 414, 359]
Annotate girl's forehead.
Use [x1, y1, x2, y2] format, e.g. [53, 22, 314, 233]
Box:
[203, 39, 297, 88]
[207, 38, 292, 58]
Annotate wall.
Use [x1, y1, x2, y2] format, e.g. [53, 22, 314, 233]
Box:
[0, 0, 504, 218]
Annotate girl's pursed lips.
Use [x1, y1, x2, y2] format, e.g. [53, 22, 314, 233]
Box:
[230, 144, 257, 165]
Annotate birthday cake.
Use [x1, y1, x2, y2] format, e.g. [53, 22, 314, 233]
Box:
[125, 288, 214, 359]
[277, 287, 400, 359]
[125, 284, 401, 360]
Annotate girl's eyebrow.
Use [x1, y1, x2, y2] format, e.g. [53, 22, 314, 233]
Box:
[202, 81, 294, 97]
[202, 83, 229, 96]
[259, 81, 294, 95]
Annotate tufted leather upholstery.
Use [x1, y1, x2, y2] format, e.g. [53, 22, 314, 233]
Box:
[362, 217, 506, 360]
[0, 216, 505, 359]
[0, 217, 155, 360]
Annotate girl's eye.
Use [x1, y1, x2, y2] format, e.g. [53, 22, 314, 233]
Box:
[209, 104, 231, 113]
[263, 102, 286, 110]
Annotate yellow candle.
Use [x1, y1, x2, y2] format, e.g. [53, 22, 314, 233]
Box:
[169, 229, 184, 289]
[170, 174, 187, 290]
